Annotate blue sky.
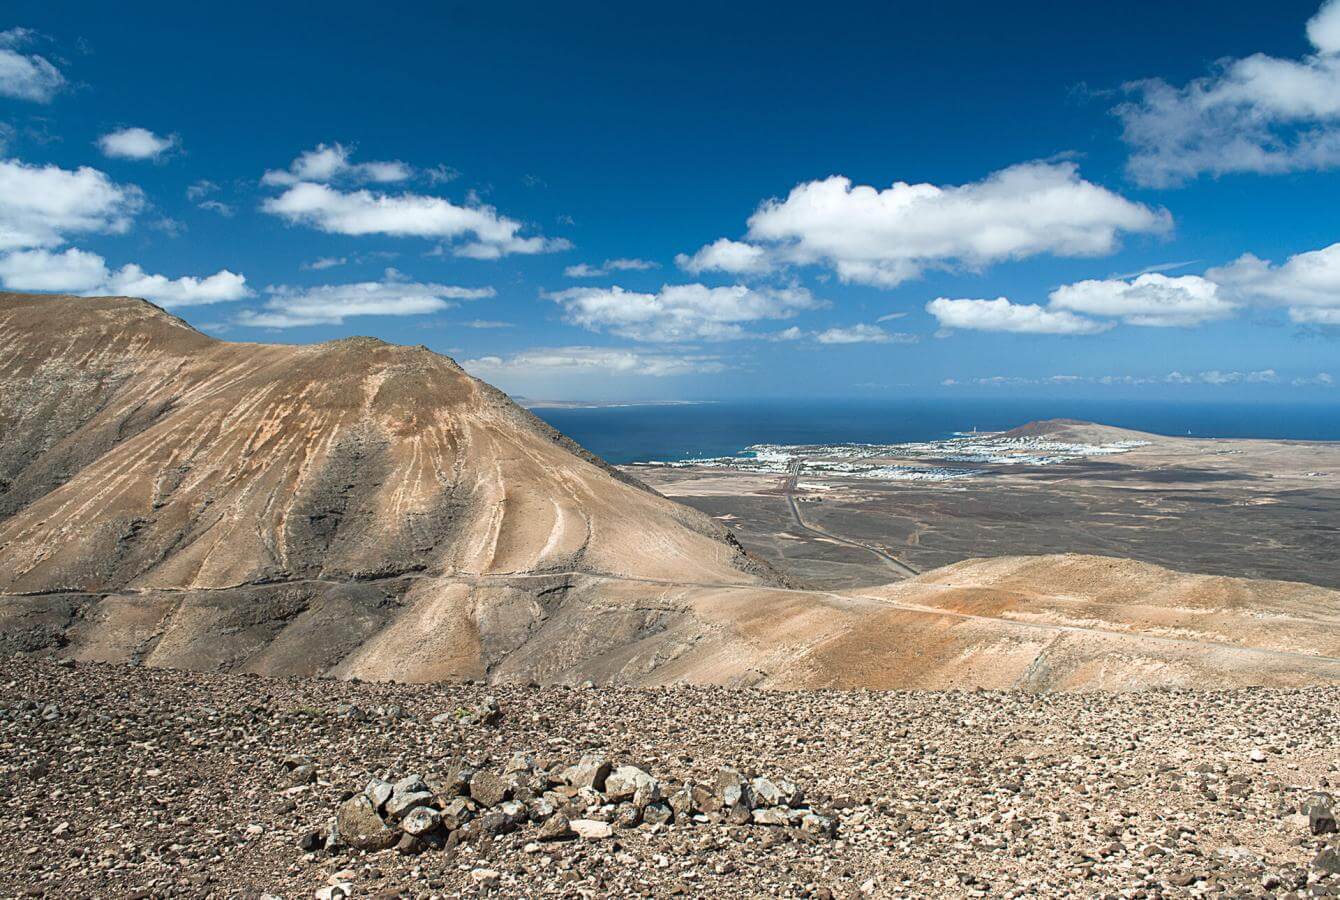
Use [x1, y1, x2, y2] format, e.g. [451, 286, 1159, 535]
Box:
[2, 0, 1339, 401]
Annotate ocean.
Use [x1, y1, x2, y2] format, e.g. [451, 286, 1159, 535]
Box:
[532, 398, 1340, 464]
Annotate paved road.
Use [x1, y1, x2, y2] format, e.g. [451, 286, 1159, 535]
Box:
[781, 460, 920, 578]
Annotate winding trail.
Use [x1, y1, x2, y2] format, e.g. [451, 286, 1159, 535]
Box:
[781, 460, 920, 578]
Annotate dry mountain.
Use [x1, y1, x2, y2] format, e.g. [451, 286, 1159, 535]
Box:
[2, 292, 1338, 690]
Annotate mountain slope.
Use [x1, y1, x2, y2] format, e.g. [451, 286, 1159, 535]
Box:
[0, 293, 777, 678]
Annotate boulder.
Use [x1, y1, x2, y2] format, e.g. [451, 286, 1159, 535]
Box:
[668, 785, 697, 820]
[561, 754, 611, 792]
[777, 780, 804, 808]
[1306, 792, 1337, 836]
[468, 770, 513, 808]
[614, 805, 643, 829]
[751, 807, 790, 826]
[717, 767, 753, 809]
[439, 764, 474, 798]
[538, 813, 575, 841]
[751, 777, 783, 807]
[365, 778, 393, 812]
[335, 794, 397, 851]
[643, 802, 674, 826]
[385, 789, 434, 821]
[440, 797, 474, 830]
[401, 805, 441, 837]
[801, 812, 836, 837]
[606, 765, 658, 805]
[570, 819, 613, 840]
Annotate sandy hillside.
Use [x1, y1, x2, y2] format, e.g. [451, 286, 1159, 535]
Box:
[1, 293, 1338, 690]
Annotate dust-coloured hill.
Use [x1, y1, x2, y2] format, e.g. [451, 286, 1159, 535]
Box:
[1, 293, 1338, 690]
[999, 417, 1160, 443]
[0, 293, 780, 680]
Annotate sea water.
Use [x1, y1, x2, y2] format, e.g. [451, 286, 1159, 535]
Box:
[532, 398, 1340, 465]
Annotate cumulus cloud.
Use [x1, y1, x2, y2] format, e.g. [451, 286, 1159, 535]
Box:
[236, 271, 494, 328]
[926, 297, 1112, 335]
[814, 323, 913, 344]
[0, 158, 143, 250]
[97, 127, 178, 161]
[723, 161, 1169, 288]
[675, 238, 772, 276]
[263, 181, 568, 259]
[106, 265, 249, 306]
[545, 282, 823, 342]
[462, 346, 726, 378]
[1207, 242, 1340, 323]
[261, 142, 412, 187]
[0, 247, 250, 306]
[0, 28, 64, 103]
[0, 247, 107, 292]
[1048, 273, 1235, 326]
[564, 257, 659, 278]
[1115, 0, 1340, 186]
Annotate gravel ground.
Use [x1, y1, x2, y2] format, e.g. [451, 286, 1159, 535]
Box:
[1, 658, 1337, 899]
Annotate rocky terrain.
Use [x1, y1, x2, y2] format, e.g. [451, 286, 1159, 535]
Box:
[1, 657, 1337, 898]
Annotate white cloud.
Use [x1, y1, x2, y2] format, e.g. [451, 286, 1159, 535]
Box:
[302, 256, 346, 271]
[0, 247, 250, 306]
[97, 127, 178, 161]
[461, 319, 513, 329]
[675, 238, 772, 276]
[875, 311, 908, 322]
[105, 265, 248, 306]
[730, 161, 1168, 288]
[462, 346, 726, 378]
[1294, 372, 1335, 385]
[1048, 273, 1235, 327]
[1312, 0, 1340, 52]
[944, 369, 1311, 387]
[1116, 0, 1340, 186]
[261, 142, 412, 186]
[606, 257, 657, 271]
[545, 282, 823, 342]
[926, 297, 1112, 335]
[425, 164, 460, 184]
[0, 28, 64, 103]
[564, 257, 658, 278]
[0, 158, 143, 251]
[262, 181, 567, 259]
[0, 247, 107, 291]
[236, 272, 494, 328]
[186, 180, 217, 201]
[1207, 242, 1340, 322]
[197, 200, 233, 217]
[1166, 369, 1278, 385]
[1290, 307, 1340, 324]
[815, 323, 907, 344]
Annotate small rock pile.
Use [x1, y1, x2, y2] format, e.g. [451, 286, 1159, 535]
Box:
[324, 753, 832, 856]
